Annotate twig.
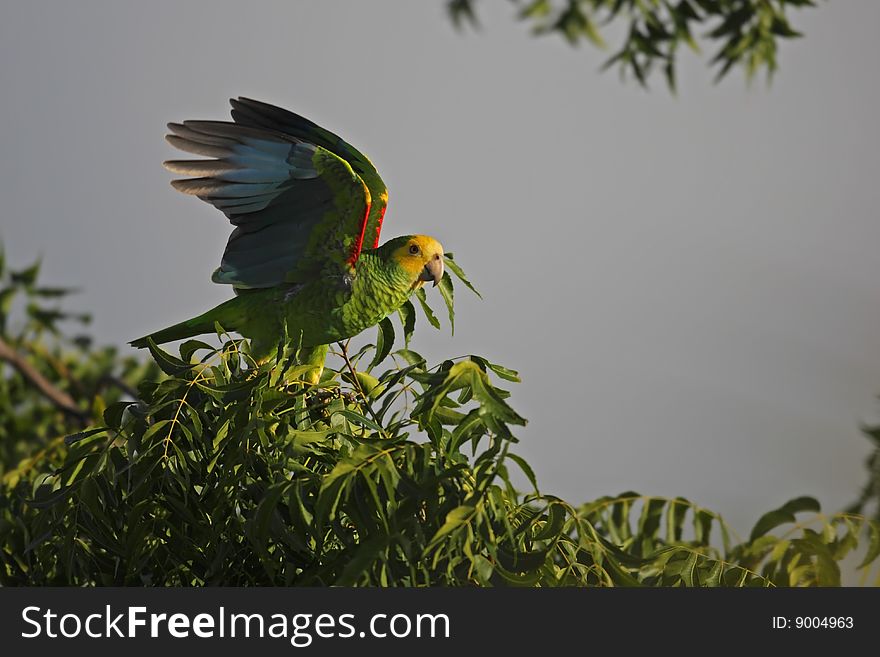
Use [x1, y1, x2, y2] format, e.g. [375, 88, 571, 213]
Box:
[0, 337, 88, 424]
[336, 340, 385, 434]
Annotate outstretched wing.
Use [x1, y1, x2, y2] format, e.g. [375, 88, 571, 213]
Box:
[229, 97, 388, 250]
[164, 103, 384, 289]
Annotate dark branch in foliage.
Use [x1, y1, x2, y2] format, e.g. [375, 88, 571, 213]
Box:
[0, 337, 87, 423]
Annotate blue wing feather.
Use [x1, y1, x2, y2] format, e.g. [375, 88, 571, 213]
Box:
[164, 106, 371, 289]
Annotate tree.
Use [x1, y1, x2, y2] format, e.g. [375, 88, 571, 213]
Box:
[1, 247, 877, 586]
[849, 421, 880, 524]
[446, 0, 819, 89]
[0, 249, 156, 488]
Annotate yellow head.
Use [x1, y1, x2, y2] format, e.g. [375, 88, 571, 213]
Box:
[386, 235, 445, 289]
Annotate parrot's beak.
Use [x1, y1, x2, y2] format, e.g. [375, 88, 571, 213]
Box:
[419, 255, 444, 287]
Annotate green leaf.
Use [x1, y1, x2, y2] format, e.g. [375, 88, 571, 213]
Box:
[141, 419, 174, 446]
[438, 271, 455, 335]
[447, 0, 478, 30]
[286, 429, 332, 451]
[749, 496, 821, 541]
[857, 522, 880, 570]
[466, 362, 527, 426]
[702, 560, 723, 587]
[428, 504, 477, 548]
[334, 535, 389, 585]
[32, 287, 77, 298]
[637, 498, 666, 542]
[395, 348, 426, 367]
[103, 401, 135, 429]
[486, 361, 520, 382]
[679, 551, 699, 587]
[316, 460, 359, 524]
[196, 377, 263, 403]
[444, 253, 482, 298]
[415, 287, 440, 330]
[507, 453, 538, 492]
[693, 509, 713, 545]
[492, 561, 544, 586]
[497, 544, 550, 573]
[0, 287, 16, 320]
[10, 260, 40, 287]
[533, 502, 567, 541]
[666, 497, 689, 542]
[369, 317, 395, 371]
[398, 300, 416, 347]
[179, 339, 217, 363]
[251, 481, 292, 554]
[519, 0, 550, 20]
[145, 338, 192, 376]
[770, 16, 802, 38]
[602, 553, 643, 587]
[354, 371, 384, 399]
[332, 408, 383, 433]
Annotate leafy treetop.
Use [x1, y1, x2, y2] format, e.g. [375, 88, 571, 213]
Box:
[0, 245, 878, 586]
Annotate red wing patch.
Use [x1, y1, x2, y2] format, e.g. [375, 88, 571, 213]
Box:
[348, 199, 372, 266]
[372, 205, 386, 249]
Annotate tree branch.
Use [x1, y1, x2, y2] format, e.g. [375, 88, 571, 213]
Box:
[0, 337, 88, 424]
[336, 340, 386, 435]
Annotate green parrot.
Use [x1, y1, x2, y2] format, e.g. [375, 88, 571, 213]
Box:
[131, 97, 444, 382]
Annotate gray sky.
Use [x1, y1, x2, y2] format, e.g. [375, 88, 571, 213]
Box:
[2, 0, 879, 537]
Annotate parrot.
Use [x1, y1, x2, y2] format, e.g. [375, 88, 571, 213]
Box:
[131, 97, 444, 383]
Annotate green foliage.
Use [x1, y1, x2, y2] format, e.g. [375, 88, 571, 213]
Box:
[447, 0, 818, 89]
[0, 248, 157, 487]
[1, 247, 878, 586]
[849, 417, 880, 523]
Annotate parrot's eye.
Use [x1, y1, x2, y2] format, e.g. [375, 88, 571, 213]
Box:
[408, 244, 420, 255]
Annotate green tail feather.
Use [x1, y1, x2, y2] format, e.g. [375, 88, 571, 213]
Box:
[130, 297, 241, 349]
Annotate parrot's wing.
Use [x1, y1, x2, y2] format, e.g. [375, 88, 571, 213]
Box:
[164, 119, 374, 289]
[229, 97, 387, 251]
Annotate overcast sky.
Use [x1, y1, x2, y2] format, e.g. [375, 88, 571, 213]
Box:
[2, 0, 879, 538]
